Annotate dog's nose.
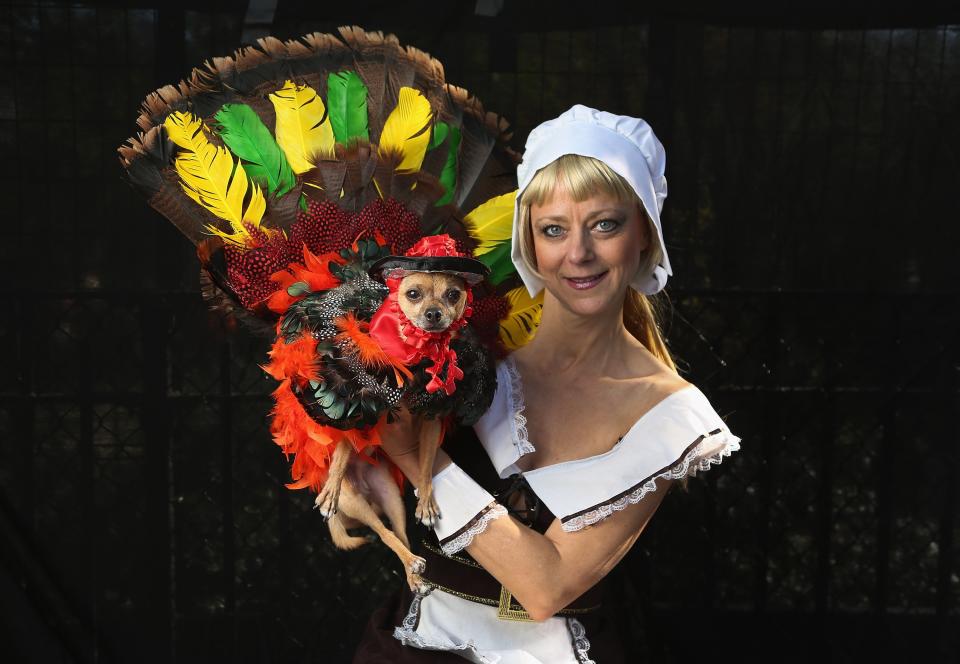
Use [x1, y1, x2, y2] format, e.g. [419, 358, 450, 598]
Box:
[424, 308, 442, 323]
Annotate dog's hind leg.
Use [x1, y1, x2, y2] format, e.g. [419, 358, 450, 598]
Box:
[327, 504, 371, 551]
[315, 439, 351, 519]
[337, 482, 426, 592]
[414, 417, 443, 527]
[366, 461, 411, 550]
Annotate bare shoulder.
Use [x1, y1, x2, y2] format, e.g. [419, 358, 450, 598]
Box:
[620, 343, 693, 409]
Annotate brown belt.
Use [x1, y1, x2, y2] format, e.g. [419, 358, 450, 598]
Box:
[419, 540, 603, 621]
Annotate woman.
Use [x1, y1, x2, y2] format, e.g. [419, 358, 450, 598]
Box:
[355, 105, 741, 663]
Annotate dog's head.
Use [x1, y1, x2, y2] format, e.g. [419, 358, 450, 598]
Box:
[397, 272, 468, 332]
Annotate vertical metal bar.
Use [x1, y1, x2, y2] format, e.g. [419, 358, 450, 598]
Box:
[874, 302, 897, 615]
[813, 32, 838, 623]
[153, 7, 185, 291]
[644, 17, 676, 144]
[702, 469, 717, 610]
[141, 298, 173, 663]
[277, 454, 292, 628]
[815, 324, 834, 616]
[871, 29, 896, 622]
[15, 294, 35, 528]
[936, 305, 957, 655]
[77, 312, 98, 661]
[219, 337, 236, 657]
[755, 292, 779, 612]
[151, 8, 184, 660]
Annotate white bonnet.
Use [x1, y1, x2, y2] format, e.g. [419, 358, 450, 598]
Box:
[511, 104, 672, 296]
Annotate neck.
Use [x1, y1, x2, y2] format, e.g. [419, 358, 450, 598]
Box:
[521, 289, 634, 375]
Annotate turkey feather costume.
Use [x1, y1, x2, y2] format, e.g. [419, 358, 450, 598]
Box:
[118, 27, 539, 588]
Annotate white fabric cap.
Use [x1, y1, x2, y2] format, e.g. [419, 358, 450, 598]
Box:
[511, 104, 672, 296]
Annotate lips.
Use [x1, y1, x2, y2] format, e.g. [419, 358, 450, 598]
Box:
[563, 271, 608, 290]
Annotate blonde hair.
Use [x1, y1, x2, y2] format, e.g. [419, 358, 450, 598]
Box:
[517, 154, 676, 372]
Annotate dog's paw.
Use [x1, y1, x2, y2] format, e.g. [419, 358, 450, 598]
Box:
[314, 483, 341, 520]
[406, 571, 427, 594]
[405, 562, 429, 594]
[408, 555, 426, 575]
[415, 494, 441, 527]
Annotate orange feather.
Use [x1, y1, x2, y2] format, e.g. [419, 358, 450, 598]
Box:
[335, 314, 389, 366]
[262, 332, 320, 384]
[335, 313, 414, 384]
[268, 377, 388, 493]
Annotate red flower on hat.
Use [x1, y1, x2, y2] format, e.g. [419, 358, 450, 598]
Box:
[404, 233, 463, 258]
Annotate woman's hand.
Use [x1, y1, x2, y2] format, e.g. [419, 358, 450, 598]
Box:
[379, 406, 417, 454]
[378, 407, 420, 479]
[378, 407, 452, 481]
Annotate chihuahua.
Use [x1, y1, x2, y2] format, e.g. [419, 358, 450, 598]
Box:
[315, 270, 469, 591]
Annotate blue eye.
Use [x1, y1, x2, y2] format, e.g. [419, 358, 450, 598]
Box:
[594, 218, 621, 232]
[542, 224, 564, 238]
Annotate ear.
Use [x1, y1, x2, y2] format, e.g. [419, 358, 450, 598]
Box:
[636, 203, 651, 253]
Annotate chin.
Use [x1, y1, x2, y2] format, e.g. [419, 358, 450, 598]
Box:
[547, 281, 626, 319]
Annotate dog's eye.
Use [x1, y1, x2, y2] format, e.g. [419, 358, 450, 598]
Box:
[405, 289, 421, 301]
[446, 289, 462, 303]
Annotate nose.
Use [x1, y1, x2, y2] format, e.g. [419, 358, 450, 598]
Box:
[567, 228, 595, 263]
[424, 308, 442, 323]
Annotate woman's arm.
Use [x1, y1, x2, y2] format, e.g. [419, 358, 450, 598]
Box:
[381, 417, 672, 622]
[464, 468, 672, 621]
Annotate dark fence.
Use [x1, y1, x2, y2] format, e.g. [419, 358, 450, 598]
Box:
[0, 2, 958, 663]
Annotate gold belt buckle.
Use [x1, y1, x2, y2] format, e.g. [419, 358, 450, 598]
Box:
[497, 585, 533, 621]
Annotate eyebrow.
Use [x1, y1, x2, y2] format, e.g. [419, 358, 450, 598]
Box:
[533, 207, 624, 224]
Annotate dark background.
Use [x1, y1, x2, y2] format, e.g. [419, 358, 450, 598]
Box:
[1, 0, 958, 662]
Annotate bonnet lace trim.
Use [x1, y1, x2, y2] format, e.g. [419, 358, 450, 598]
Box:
[439, 503, 508, 556]
[560, 428, 740, 533]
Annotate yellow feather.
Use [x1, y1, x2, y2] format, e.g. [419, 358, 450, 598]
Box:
[163, 111, 266, 246]
[499, 287, 544, 351]
[269, 81, 335, 174]
[378, 87, 432, 173]
[464, 190, 518, 256]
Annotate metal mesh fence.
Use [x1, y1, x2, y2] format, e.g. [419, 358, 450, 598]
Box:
[0, 3, 958, 663]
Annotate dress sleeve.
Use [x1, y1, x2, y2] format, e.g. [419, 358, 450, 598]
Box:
[522, 386, 741, 533]
[431, 463, 508, 556]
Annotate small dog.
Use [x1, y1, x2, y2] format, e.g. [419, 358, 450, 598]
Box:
[315, 268, 471, 590]
[392, 271, 468, 526]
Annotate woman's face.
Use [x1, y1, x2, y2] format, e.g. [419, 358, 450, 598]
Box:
[530, 184, 649, 318]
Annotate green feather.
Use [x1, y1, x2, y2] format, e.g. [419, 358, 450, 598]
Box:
[425, 121, 460, 206]
[429, 122, 449, 150]
[433, 124, 460, 206]
[476, 241, 514, 285]
[214, 104, 296, 197]
[327, 71, 369, 144]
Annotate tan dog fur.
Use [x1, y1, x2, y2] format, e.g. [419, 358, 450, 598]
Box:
[314, 272, 468, 591]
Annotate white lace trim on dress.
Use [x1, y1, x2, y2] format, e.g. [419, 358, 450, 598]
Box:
[504, 357, 536, 456]
[439, 503, 508, 556]
[393, 587, 489, 659]
[560, 428, 740, 532]
[567, 617, 596, 664]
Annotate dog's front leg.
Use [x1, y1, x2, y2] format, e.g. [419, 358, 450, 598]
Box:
[414, 417, 442, 527]
[315, 439, 351, 520]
